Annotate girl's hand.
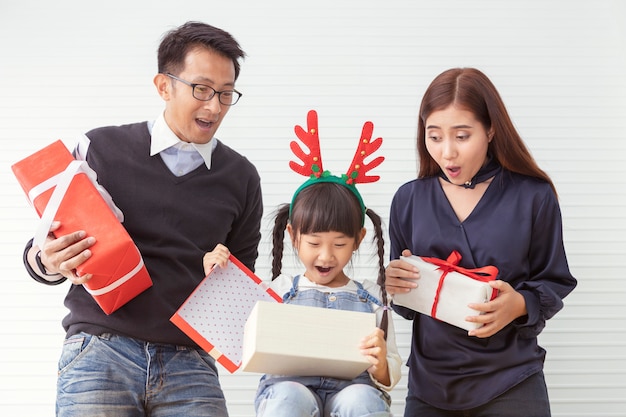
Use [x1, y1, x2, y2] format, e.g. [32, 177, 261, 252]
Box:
[360, 328, 390, 386]
[202, 244, 231, 276]
[466, 280, 528, 338]
[385, 249, 420, 295]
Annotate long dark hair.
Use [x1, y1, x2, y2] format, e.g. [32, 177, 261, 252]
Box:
[417, 67, 557, 195]
[271, 182, 389, 338]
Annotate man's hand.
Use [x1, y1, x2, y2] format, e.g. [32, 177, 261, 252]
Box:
[36, 221, 96, 284]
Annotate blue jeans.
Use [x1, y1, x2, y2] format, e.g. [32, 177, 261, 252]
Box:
[56, 332, 228, 417]
[255, 378, 391, 417]
[403, 371, 551, 417]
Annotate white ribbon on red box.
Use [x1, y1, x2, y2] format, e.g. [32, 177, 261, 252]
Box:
[30, 159, 141, 296]
[31, 160, 123, 249]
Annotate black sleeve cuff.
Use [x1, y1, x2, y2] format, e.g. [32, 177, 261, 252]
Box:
[23, 238, 67, 286]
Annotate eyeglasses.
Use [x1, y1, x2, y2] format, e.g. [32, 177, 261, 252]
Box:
[165, 73, 242, 106]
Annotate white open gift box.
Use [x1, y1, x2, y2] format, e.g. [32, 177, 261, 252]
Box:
[241, 301, 376, 380]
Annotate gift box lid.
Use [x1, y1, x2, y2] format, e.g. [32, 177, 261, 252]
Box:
[171, 255, 283, 373]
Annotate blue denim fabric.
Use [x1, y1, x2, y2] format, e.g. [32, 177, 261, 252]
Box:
[403, 371, 551, 417]
[256, 378, 391, 417]
[256, 276, 390, 417]
[281, 276, 383, 311]
[56, 333, 228, 417]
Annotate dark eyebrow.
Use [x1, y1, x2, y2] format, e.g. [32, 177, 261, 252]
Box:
[190, 76, 235, 89]
[426, 124, 473, 129]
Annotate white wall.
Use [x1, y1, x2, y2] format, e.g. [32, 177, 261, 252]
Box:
[1, 1, 625, 416]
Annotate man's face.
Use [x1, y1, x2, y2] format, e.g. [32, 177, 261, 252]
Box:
[154, 47, 236, 144]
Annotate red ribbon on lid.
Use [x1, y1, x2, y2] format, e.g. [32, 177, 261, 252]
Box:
[420, 251, 499, 320]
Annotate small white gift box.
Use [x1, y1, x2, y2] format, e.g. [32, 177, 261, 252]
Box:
[392, 251, 498, 331]
[241, 301, 376, 380]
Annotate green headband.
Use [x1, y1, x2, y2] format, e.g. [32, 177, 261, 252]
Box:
[288, 110, 383, 227]
[289, 171, 367, 226]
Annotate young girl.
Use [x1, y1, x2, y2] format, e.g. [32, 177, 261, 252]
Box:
[385, 68, 577, 416]
[254, 110, 401, 417]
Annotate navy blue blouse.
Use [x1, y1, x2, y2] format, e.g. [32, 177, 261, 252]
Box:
[389, 169, 577, 410]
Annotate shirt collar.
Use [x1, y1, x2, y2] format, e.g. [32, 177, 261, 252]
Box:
[149, 112, 217, 169]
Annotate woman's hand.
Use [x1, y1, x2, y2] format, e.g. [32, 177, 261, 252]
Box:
[385, 249, 420, 295]
[466, 280, 528, 338]
[360, 327, 390, 386]
[202, 243, 231, 276]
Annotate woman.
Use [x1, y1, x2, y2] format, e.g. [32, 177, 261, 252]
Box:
[385, 67, 577, 416]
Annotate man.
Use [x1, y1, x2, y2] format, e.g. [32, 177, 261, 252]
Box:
[22, 21, 262, 416]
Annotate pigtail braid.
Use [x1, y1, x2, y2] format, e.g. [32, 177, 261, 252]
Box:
[271, 204, 291, 280]
[366, 208, 389, 340]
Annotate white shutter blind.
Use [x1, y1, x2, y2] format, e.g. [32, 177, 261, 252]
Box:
[1, 1, 624, 416]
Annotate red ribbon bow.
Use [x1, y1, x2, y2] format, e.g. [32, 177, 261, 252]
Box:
[421, 251, 499, 320]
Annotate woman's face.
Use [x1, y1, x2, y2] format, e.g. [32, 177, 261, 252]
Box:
[424, 105, 492, 186]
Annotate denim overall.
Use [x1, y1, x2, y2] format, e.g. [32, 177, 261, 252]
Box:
[255, 275, 391, 416]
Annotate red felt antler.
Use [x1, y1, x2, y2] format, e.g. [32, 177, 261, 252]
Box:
[345, 121, 384, 184]
[289, 110, 323, 178]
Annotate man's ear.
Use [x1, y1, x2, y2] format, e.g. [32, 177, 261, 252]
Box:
[154, 73, 171, 100]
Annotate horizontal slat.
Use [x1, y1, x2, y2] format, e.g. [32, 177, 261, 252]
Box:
[1, 1, 625, 416]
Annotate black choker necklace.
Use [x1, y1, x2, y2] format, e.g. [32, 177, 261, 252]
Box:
[438, 157, 501, 189]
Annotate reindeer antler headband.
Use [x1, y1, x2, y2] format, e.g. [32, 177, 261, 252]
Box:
[289, 110, 384, 226]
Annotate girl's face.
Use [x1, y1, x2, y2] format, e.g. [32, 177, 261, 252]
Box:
[287, 226, 365, 287]
[425, 105, 493, 186]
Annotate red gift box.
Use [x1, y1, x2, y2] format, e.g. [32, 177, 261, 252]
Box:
[12, 140, 152, 314]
